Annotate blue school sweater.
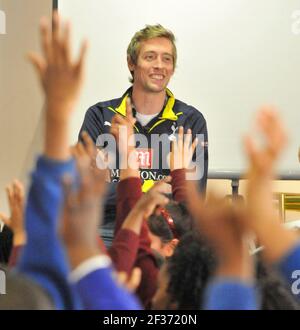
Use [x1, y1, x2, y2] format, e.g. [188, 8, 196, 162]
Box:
[17, 156, 141, 310]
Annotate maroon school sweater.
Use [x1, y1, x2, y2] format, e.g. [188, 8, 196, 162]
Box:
[108, 169, 187, 308]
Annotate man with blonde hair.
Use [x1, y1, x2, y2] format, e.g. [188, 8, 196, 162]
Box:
[79, 24, 208, 247]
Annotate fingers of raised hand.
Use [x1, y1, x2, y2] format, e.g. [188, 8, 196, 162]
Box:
[81, 131, 97, 158]
[70, 158, 106, 204]
[51, 11, 61, 61]
[151, 176, 172, 193]
[111, 114, 127, 129]
[257, 107, 287, 160]
[62, 175, 78, 210]
[12, 180, 24, 205]
[75, 39, 88, 76]
[183, 128, 192, 150]
[0, 212, 10, 227]
[39, 11, 86, 71]
[244, 108, 287, 174]
[77, 140, 87, 156]
[177, 126, 184, 149]
[5, 184, 14, 209]
[126, 267, 142, 292]
[51, 11, 71, 66]
[126, 97, 133, 118]
[61, 20, 71, 63]
[27, 52, 46, 80]
[40, 16, 52, 63]
[126, 97, 136, 126]
[243, 135, 257, 166]
[191, 135, 199, 154]
[143, 192, 169, 218]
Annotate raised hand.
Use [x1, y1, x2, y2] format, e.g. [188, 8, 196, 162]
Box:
[186, 183, 254, 282]
[75, 132, 106, 166]
[243, 108, 286, 230]
[243, 107, 298, 263]
[110, 98, 136, 144]
[60, 152, 107, 269]
[169, 126, 198, 171]
[116, 267, 142, 293]
[0, 180, 26, 246]
[28, 11, 88, 119]
[72, 132, 111, 183]
[110, 98, 137, 167]
[135, 177, 171, 218]
[110, 97, 139, 178]
[244, 107, 287, 178]
[121, 178, 170, 235]
[27, 11, 88, 160]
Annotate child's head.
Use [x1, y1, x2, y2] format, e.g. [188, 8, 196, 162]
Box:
[148, 202, 193, 258]
[152, 231, 217, 309]
[0, 266, 54, 310]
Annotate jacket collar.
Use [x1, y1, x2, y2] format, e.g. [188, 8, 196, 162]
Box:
[115, 87, 178, 121]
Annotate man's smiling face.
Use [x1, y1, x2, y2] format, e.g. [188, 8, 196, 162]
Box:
[128, 37, 175, 93]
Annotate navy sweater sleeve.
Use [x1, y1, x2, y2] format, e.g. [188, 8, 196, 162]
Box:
[17, 156, 81, 310]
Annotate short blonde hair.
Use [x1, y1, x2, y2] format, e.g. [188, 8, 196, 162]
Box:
[127, 24, 177, 82]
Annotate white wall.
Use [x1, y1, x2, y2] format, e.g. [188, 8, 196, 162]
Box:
[0, 0, 52, 215]
[59, 0, 300, 174]
[1, 0, 300, 219]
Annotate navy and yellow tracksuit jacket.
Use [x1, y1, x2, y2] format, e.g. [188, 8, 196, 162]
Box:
[79, 87, 208, 246]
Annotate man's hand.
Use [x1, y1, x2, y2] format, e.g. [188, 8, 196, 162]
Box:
[169, 126, 198, 171]
[0, 180, 26, 246]
[60, 152, 107, 269]
[28, 11, 88, 120]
